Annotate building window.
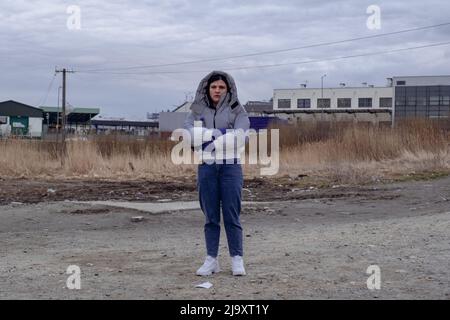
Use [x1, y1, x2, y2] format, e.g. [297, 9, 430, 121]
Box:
[317, 98, 331, 108]
[405, 87, 417, 109]
[0, 116, 7, 124]
[440, 87, 450, 106]
[297, 99, 311, 108]
[379, 97, 392, 108]
[395, 87, 406, 106]
[394, 85, 450, 120]
[441, 96, 450, 106]
[416, 87, 427, 106]
[430, 105, 440, 117]
[278, 99, 291, 109]
[358, 98, 372, 108]
[407, 95, 416, 106]
[396, 80, 406, 85]
[337, 98, 351, 108]
[429, 87, 440, 106]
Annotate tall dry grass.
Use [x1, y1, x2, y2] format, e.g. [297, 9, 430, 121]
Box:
[268, 119, 450, 184]
[0, 135, 195, 179]
[1, 119, 449, 184]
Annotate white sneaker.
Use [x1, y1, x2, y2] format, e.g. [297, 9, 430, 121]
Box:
[196, 256, 220, 276]
[231, 256, 246, 276]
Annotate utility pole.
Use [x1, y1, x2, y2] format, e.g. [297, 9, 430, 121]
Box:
[55, 68, 75, 166]
[57, 85, 62, 128]
[56, 85, 62, 145]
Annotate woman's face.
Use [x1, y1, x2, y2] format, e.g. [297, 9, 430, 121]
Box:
[209, 79, 228, 106]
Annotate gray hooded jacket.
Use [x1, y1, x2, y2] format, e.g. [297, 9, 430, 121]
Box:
[183, 71, 250, 161]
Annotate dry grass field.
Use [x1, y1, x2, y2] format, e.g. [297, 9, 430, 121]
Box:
[1, 119, 449, 185]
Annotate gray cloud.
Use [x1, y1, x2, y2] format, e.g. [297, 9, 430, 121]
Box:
[1, 0, 450, 117]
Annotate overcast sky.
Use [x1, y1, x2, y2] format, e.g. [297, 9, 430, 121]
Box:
[1, 0, 450, 118]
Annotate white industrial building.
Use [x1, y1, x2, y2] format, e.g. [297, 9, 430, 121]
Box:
[158, 102, 193, 134]
[273, 86, 393, 110]
[271, 84, 393, 123]
[271, 75, 450, 124]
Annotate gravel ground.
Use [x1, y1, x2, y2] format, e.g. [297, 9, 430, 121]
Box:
[1, 176, 449, 299]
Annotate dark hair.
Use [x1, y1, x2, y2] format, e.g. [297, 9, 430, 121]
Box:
[206, 74, 229, 106]
[207, 74, 229, 91]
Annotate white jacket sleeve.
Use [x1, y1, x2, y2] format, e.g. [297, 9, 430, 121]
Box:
[212, 105, 250, 158]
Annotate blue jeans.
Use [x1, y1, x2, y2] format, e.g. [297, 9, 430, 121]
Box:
[197, 163, 244, 257]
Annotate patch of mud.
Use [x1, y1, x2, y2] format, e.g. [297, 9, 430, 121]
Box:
[0, 177, 400, 206]
[69, 208, 111, 215]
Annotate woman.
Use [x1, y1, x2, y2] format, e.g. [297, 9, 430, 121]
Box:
[184, 71, 250, 276]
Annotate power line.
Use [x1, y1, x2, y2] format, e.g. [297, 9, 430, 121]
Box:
[77, 22, 450, 72]
[223, 41, 450, 71]
[38, 72, 57, 106]
[75, 40, 450, 76]
[70, 35, 216, 70]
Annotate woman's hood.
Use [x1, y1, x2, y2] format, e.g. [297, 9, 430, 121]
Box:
[193, 70, 240, 109]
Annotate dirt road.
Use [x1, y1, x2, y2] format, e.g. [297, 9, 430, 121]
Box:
[1, 175, 449, 299]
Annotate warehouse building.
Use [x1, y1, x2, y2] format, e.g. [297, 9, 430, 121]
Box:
[271, 84, 393, 124]
[157, 102, 192, 135]
[0, 100, 43, 138]
[271, 75, 450, 125]
[392, 75, 450, 124]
